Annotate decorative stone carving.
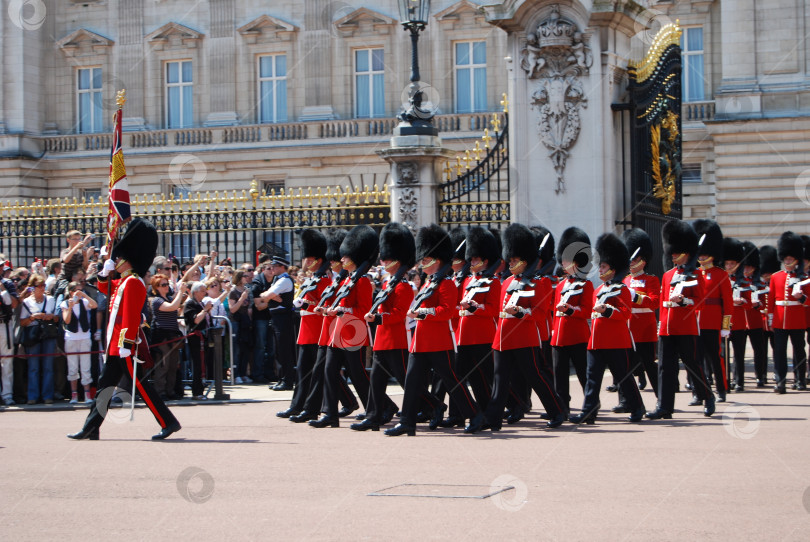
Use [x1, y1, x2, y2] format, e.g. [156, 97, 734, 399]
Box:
[399, 188, 418, 231]
[521, 5, 592, 193]
[396, 162, 418, 185]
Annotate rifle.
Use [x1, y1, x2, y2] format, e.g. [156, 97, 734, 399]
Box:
[368, 265, 409, 316]
[315, 269, 348, 310]
[410, 262, 453, 318]
[329, 260, 372, 312]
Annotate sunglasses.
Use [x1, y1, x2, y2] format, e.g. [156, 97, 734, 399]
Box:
[159, 283, 169, 287]
[244, 268, 254, 271]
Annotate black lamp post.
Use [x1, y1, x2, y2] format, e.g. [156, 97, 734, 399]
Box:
[396, 0, 438, 136]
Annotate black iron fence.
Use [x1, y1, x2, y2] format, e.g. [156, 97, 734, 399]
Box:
[0, 181, 390, 269]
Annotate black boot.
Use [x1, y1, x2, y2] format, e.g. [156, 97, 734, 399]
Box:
[428, 404, 447, 431]
[384, 423, 416, 436]
[569, 410, 596, 425]
[349, 418, 380, 431]
[152, 422, 181, 440]
[628, 407, 646, 423]
[276, 407, 300, 418]
[645, 408, 672, 420]
[309, 415, 339, 428]
[67, 427, 99, 440]
[289, 410, 318, 423]
[703, 394, 716, 417]
[463, 412, 486, 434]
[546, 413, 566, 428]
[439, 416, 466, 428]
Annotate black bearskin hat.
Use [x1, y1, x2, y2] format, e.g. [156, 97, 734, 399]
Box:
[530, 225, 555, 265]
[722, 237, 744, 265]
[777, 231, 803, 262]
[415, 224, 453, 263]
[465, 227, 499, 265]
[299, 229, 327, 261]
[326, 229, 348, 262]
[379, 222, 416, 270]
[740, 241, 759, 271]
[489, 228, 503, 264]
[340, 225, 379, 266]
[662, 219, 698, 259]
[621, 228, 653, 263]
[759, 245, 780, 275]
[502, 223, 537, 264]
[693, 219, 723, 261]
[111, 217, 158, 277]
[449, 227, 467, 262]
[556, 226, 591, 269]
[595, 233, 630, 278]
[802, 235, 810, 262]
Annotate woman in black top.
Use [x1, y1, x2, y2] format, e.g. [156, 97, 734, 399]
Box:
[150, 274, 187, 399]
[183, 282, 212, 400]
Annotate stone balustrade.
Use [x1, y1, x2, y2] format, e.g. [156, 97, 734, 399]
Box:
[38, 112, 505, 154]
[683, 101, 715, 123]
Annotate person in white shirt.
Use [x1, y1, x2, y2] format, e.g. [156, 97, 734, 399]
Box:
[61, 281, 98, 403]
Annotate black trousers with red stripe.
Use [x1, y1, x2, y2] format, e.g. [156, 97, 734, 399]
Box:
[399, 350, 478, 427]
[772, 328, 806, 387]
[455, 343, 494, 413]
[552, 342, 587, 411]
[301, 346, 357, 414]
[365, 349, 408, 423]
[581, 348, 644, 415]
[658, 335, 712, 412]
[79, 355, 178, 433]
[485, 346, 564, 425]
[324, 346, 369, 418]
[730, 329, 767, 386]
[698, 329, 727, 395]
[288, 343, 319, 413]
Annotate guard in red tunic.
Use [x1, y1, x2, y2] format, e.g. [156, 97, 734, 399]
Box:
[570, 233, 645, 424]
[277, 229, 331, 418]
[647, 219, 715, 419]
[767, 231, 809, 393]
[551, 227, 594, 413]
[693, 219, 734, 402]
[482, 223, 565, 431]
[800, 235, 810, 390]
[68, 218, 180, 440]
[614, 228, 660, 413]
[726, 238, 765, 391]
[385, 224, 484, 436]
[454, 227, 502, 418]
[290, 230, 359, 423]
[310, 225, 377, 428]
[759, 244, 780, 377]
[351, 222, 415, 431]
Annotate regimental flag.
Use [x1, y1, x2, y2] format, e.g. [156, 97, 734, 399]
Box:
[107, 92, 131, 252]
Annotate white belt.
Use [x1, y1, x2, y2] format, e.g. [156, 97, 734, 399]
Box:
[632, 308, 653, 314]
[300, 310, 317, 316]
[776, 300, 802, 306]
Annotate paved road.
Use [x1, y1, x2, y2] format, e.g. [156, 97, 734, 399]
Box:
[1, 376, 809, 541]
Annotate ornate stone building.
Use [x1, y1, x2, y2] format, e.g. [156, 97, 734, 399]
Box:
[1, 0, 809, 245]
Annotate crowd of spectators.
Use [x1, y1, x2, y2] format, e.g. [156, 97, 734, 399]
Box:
[0, 230, 421, 408]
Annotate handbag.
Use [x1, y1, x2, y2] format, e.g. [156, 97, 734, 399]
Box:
[21, 323, 43, 347]
[41, 321, 61, 339]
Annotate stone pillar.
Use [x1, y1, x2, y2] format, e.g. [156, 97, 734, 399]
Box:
[117, 0, 146, 131]
[377, 133, 454, 231]
[716, 0, 761, 118]
[299, 0, 335, 121]
[205, 0, 238, 126]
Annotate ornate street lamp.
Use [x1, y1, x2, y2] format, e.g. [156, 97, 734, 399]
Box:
[396, 0, 437, 136]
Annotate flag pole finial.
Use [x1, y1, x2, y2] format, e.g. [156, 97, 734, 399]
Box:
[116, 89, 127, 108]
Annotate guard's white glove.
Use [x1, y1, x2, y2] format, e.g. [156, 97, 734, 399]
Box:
[293, 297, 305, 308]
[99, 245, 108, 259]
[720, 329, 731, 338]
[118, 347, 131, 358]
[99, 259, 116, 278]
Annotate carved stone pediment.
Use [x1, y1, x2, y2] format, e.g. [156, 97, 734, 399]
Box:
[334, 8, 396, 37]
[146, 22, 204, 51]
[522, 5, 592, 193]
[435, 0, 485, 29]
[237, 15, 298, 44]
[57, 29, 114, 57]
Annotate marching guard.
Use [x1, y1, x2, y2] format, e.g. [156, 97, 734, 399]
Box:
[647, 219, 715, 419]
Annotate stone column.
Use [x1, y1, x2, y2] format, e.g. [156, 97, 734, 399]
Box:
[716, 0, 761, 118]
[205, 0, 238, 126]
[377, 133, 454, 230]
[118, 0, 147, 131]
[299, 0, 335, 121]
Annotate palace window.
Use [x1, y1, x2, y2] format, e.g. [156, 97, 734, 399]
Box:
[77, 67, 103, 133]
[681, 27, 705, 102]
[170, 185, 198, 259]
[81, 188, 102, 203]
[165, 60, 193, 128]
[355, 48, 385, 118]
[455, 41, 487, 113]
[258, 55, 288, 123]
